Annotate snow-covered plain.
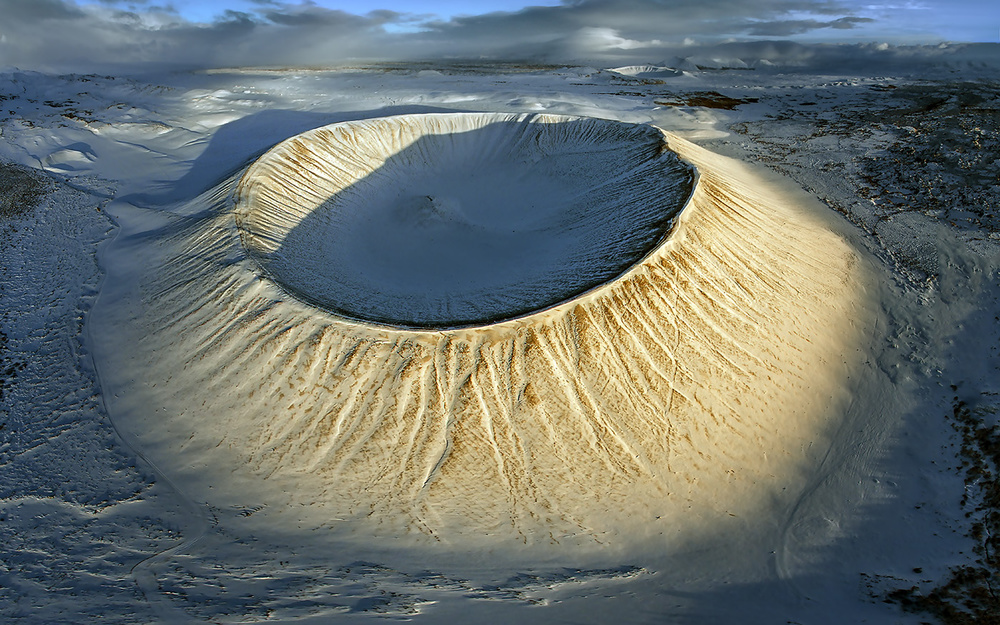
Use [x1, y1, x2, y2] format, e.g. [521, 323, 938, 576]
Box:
[1, 59, 999, 623]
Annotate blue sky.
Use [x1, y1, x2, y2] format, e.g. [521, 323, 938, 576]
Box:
[0, 0, 996, 72]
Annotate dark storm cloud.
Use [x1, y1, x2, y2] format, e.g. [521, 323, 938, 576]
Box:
[0, 0, 991, 74]
[423, 0, 853, 41]
[828, 16, 873, 29]
[1, 0, 85, 20]
[0, 0, 403, 71]
[261, 5, 402, 28]
[264, 7, 356, 26]
[744, 16, 874, 36]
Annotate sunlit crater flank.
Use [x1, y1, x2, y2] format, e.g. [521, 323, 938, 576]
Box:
[105, 112, 879, 550]
[235, 113, 693, 328]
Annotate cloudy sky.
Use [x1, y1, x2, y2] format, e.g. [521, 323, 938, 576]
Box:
[0, 0, 996, 72]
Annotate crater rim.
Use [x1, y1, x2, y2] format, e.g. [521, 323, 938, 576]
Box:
[234, 112, 695, 331]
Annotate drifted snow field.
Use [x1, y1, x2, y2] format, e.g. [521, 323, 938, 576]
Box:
[1, 59, 999, 624]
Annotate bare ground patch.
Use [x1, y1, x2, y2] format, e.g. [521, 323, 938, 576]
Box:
[0, 162, 47, 219]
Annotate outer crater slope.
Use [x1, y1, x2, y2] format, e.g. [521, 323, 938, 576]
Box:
[97, 113, 880, 549]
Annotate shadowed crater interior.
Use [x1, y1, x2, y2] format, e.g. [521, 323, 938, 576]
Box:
[236, 113, 693, 328]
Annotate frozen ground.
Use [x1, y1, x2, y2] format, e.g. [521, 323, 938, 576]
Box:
[0, 62, 998, 623]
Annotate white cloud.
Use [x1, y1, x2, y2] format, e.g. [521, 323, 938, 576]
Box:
[570, 27, 663, 51]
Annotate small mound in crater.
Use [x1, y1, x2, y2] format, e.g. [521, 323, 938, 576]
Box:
[235, 113, 693, 328]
